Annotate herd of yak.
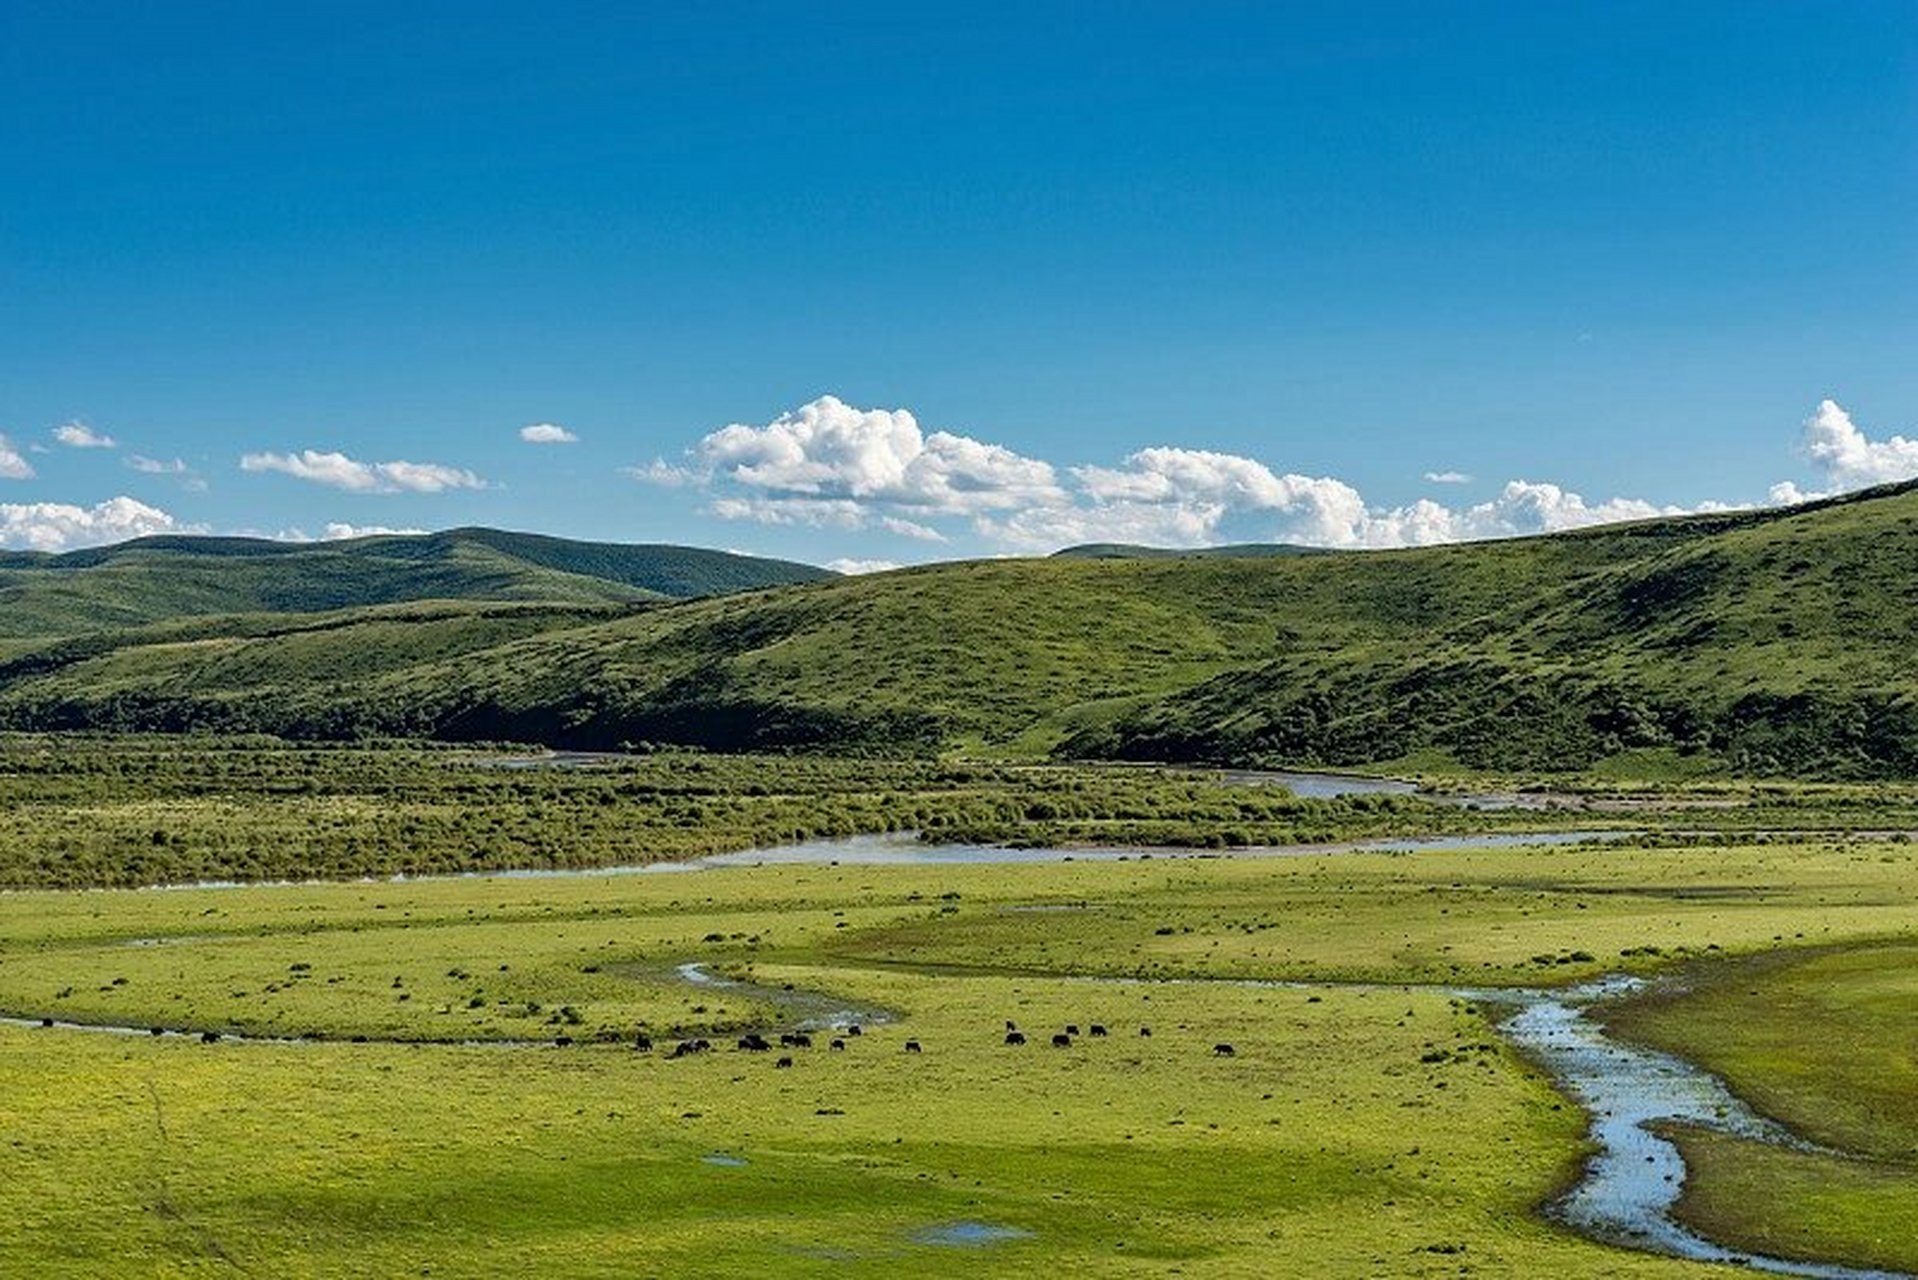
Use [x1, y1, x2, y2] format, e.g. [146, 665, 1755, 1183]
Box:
[631, 1020, 1237, 1064]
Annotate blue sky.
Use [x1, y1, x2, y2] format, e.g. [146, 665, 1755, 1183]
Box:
[3, 2, 1914, 567]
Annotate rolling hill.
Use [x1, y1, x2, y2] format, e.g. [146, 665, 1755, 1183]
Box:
[1, 484, 1916, 776]
[0, 528, 832, 638]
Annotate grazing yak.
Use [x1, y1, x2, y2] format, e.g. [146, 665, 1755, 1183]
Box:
[1051, 1033, 1072, 1048]
[830, 1038, 846, 1051]
[1213, 1043, 1236, 1057]
[1004, 1031, 1027, 1046]
[776, 1056, 793, 1069]
[633, 1033, 653, 1052]
[1089, 1025, 1108, 1037]
[904, 1040, 923, 1054]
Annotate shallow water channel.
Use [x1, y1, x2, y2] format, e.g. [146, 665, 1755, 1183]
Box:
[1472, 977, 1908, 1280]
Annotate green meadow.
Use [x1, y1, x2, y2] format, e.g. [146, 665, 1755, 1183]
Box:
[4, 789, 1916, 1275]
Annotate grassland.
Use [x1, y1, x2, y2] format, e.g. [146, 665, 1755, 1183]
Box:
[0, 736, 1910, 1274]
[4, 482, 1918, 774]
[4, 802, 1918, 1275]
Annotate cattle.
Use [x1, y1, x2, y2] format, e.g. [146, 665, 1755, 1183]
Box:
[149, 1026, 165, 1037]
[776, 1056, 793, 1069]
[1005, 1031, 1027, 1046]
[738, 1034, 771, 1052]
[830, 1038, 846, 1051]
[846, 1024, 863, 1037]
[633, 1034, 653, 1052]
[670, 1040, 706, 1059]
[790, 1032, 813, 1049]
[554, 1035, 573, 1047]
[1005, 1020, 1018, 1032]
[1213, 1043, 1236, 1057]
[1051, 1033, 1072, 1048]
[904, 1040, 923, 1054]
[1089, 1024, 1108, 1037]
[201, 1031, 221, 1044]
[1065, 1024, 1080, 1036]
[1139, 1026, 1152, 1037]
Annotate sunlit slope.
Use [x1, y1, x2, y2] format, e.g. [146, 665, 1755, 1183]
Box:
[1, 483, 1914, 774]
[0, 527, 831, 637]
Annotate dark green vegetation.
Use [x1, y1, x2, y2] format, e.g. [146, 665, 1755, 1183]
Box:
[0, 737, 1593, 889]
[0, 526, 830, 637]
[1605, 943, 1918, 1274]
[4, 484, 1918, 775]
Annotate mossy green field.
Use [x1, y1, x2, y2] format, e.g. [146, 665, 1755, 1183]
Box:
[5, 821, 1918, 1276]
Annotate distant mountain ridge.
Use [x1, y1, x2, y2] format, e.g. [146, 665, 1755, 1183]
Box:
[0, 528, 831, 638]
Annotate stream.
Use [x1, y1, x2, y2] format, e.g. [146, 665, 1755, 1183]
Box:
[1474, 977, 1907, 1280]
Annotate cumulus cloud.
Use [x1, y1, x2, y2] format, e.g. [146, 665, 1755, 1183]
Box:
[825, 557, 902, 575]
[0, 435, 32, 480]
[652, 392, 1905, 555]
[654, 396, 1065, 528]
[274, 522, 428, 542]
[1774, 399, 1918, 502]
[240, 449, 488, 494]
[983, 450, 1700, 551]
[53, 421, 116, 449]
[520, 423, 578, 444]
[0, 496, 190, 551]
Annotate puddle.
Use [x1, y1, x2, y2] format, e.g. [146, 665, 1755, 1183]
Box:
[910, 1221, 1032, 1247]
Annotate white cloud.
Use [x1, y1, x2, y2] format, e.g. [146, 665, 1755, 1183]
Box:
[520, 423, 578, 444]
[687, 395, 1064, 519]
[126, 455, 189, 474]
[0, 496, 190, 551]
[626, 458, 693, 486]
[984, 449, 1703, 552]
[879, 515, 947, 542]
[825, 557, 902, 575]
[240, 449, 488, 494]
[274, 522, 429, 542]
[53, 421, 116, 449]
[0, 435, 32, 480]
[657, 391, 1904, 556]
[1786, 399, 1918, 498]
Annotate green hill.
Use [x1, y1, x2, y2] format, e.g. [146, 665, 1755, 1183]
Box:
[0, 529, 831, 638]
[2, 484, 1916, 776]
